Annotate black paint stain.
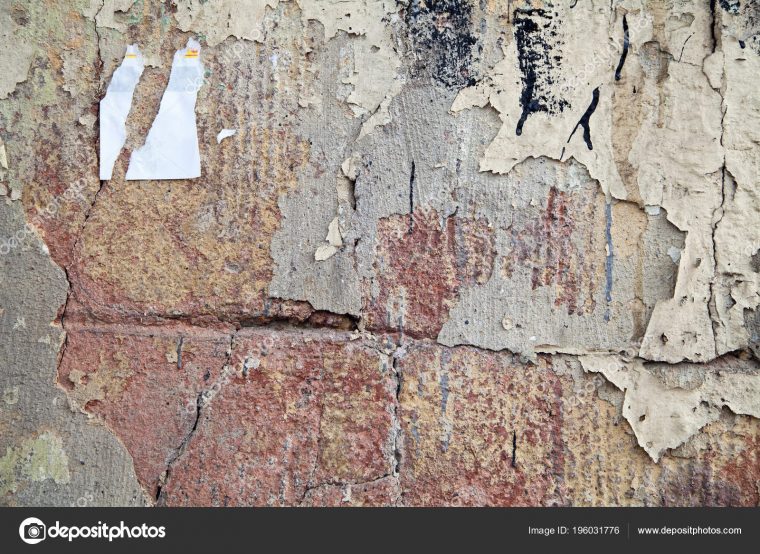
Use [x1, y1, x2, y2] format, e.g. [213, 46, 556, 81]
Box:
[514, 7, 569, 136]
[409, 160, 415, 213]
[406, 0, 481, 89]
[408, 160, 415, 233]
[718, 0, 760, 55]
[511, 430, 517, 468]
[615, 15, 629, 81]
[710, 0, 718, 52]
[567, 87, 600, 150]
[720, 0, 741, 15]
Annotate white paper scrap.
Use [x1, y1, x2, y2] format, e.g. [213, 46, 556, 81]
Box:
[99, 45, 144, 180]
[0, 138, 8, 169]
[125, 38, 204, 180]
[216, 129, 236, 143]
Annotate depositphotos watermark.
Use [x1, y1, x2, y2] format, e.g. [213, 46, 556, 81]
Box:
[0, 178, 88, 256]
[19, 517, 165, 545]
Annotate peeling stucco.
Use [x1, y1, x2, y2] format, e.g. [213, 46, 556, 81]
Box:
[580, 353, 760, 461]
[3, 0, 760, 506]
[173, 0, 281, 46]
[0, 2, 34, 99]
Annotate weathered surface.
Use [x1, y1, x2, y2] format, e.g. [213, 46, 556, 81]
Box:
[367, 210, 496, 338]
[397, 343, 563, 506]
[57, 320, 233, 496]
[159, 328, 397, 506]
[2, 0, 760, 507]
[399, 344, 760, 506]
[0, 201, 146, 506]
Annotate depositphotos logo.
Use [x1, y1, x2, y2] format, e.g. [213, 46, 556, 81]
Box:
[19, 517, 166, 544]
[19, 518, 46, 545]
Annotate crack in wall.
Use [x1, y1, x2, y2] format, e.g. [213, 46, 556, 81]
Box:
[155, 329, 239, 505]
[6, 0, 760, 506]
[93, 0, 106, 85]
[297, 340, 406, 506]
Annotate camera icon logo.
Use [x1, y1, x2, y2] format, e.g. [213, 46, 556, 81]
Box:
[19, 518, 46, 545]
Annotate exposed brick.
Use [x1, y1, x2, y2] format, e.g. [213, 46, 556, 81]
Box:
[397, 346, 760, 506]
[397, 343, 563, 506]
[57, 321, 231, 496]
[160, 329, 396, 506]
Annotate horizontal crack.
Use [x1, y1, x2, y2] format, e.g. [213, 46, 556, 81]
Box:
[62, 296, 360, 333]
[299, 474, 401, 506]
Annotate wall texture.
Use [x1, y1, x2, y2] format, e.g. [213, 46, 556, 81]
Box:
[1, 0, 759, 506]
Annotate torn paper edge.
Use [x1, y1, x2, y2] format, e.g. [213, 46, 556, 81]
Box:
[99, 45, 144, 180]
[0, 138, 8, 169]
[125, 38, 204, 180]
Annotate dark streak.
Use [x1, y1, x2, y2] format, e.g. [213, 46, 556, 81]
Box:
[514, 8, 569, 136]
[408, 160, 415, 233]
[615, 15, 629, 81]
[392, 353, 403, 472]
[406, 0, 479, 89]
[409, 160, 415, 213]
[709, 0, 718, 53]
[176, 336, 184, 370]
[511, 431, 517, 468]
[567, 87, 600, 150]
[678, 33, 694, 62]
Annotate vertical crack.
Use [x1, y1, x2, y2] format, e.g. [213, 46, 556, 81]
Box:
[511, 430, 517, 468]
[709, 0, 718, 53]
[392, 351, 403, 474]
[708, 14, 728, 352]
[71, 139, 107, 259]
[391, 347, 404, 504]
[156, 330, 238, 504]
[73, 0, 108, 259]
[54, 267, 75, 381]
[155, 389, 203, 503]
[408, 160, 415, 234]
[93, 0, 106, 85]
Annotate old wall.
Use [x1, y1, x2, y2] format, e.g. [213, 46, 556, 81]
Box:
[1, 0, 759, 506]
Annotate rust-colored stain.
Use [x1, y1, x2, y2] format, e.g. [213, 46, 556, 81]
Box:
[502, 185, 605, 316]
[57, 322, 232, 496]
[368, 210, 495, 339]
[159, 329, 396, 506]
